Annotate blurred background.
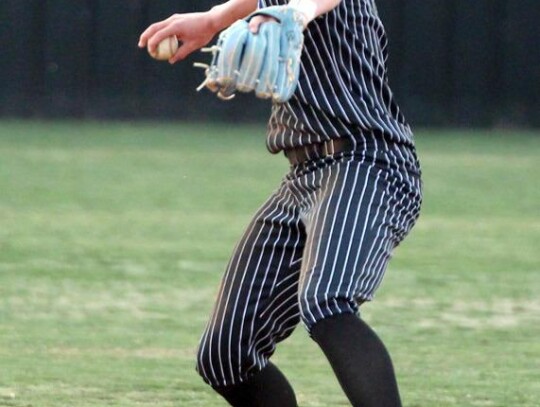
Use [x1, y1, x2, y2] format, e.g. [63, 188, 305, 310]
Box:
[1, 0, 539, 127]
[1, 2, 539, 406]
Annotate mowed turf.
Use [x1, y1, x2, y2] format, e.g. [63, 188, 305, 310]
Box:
[0, 121, 538, 407]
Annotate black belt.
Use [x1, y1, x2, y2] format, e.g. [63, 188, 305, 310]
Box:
[284, 138, 357, 166]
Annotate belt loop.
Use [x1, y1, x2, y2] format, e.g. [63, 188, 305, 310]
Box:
[327, 139, 335, 155]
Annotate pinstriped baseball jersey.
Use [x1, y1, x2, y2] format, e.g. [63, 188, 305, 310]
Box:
[196, 0, 423, 389]
[259, 0, 414, 154]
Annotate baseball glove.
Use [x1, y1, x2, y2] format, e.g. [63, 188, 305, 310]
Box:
[194, 6, 304, 103]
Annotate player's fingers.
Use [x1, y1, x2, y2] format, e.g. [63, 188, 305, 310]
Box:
[138, 12, 183, 48]
[169, 41, 198, 64]
[146, 26, 181, 54]
[249, 16, 277, 34]
[138, 21, 168, 48]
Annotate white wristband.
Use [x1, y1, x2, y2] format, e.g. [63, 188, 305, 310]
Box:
[288, 0, 318, 26]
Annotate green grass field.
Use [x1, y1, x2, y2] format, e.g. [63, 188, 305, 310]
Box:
[0, 121, 538, 407]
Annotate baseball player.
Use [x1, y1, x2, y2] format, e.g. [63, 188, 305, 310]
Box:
[139, 0, 422, 406]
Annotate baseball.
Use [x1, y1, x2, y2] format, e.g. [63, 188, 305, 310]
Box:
[148, 36, 179, 61]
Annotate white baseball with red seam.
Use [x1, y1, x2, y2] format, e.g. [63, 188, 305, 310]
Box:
[148, 36, 179, 61]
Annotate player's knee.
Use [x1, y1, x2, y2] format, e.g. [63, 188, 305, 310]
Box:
[195, 342, 214, 385]
[195, 333, 233, 386]
[195, 329, 254, 387]
[298, 291, 359, 332]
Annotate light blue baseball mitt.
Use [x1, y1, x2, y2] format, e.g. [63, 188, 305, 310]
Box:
[194, 6, 304, 103]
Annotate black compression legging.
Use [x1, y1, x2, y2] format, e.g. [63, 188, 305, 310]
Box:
[212, 313, 401, 407]
[311, 313, 402, 407]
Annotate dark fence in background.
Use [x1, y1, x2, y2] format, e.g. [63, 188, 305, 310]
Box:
[1, 0, 539, 127]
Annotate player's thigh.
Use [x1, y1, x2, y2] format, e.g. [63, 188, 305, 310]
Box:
[197, 183, 304, 385]
[298, 157, 421, 328]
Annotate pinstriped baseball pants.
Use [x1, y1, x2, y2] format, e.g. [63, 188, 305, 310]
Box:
[196, 147, 422, 388]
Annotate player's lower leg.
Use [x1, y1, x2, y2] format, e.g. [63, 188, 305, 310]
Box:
[311, 313, 402, 407]
[212, 362, 297, 407]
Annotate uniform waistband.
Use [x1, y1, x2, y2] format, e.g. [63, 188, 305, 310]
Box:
[284, 138, 358, 166]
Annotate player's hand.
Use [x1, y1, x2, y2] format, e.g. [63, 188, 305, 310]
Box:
[248, 15, 278, 34]
[195, 6, 304, 103]
[138, 12, 217, 64]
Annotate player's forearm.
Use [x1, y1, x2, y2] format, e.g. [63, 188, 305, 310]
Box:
[207, 0, 340, 34]
[208, 0, 258, 33]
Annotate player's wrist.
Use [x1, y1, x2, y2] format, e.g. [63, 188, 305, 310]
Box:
[208, 1, 258, 33]
[288, 0, 318, 27]
[207, 6, 227, 34]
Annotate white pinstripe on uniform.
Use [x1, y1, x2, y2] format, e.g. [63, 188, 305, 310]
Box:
[196, 0, 422, 388]
[263, 0, 416, 159]
[197, 146, 422, 386]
